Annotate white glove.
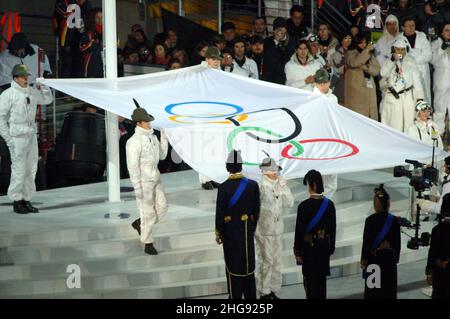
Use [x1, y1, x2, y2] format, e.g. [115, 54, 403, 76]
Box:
[279, 176, 287, 187]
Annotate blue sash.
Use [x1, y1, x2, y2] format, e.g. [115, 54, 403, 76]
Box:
[306, 197, 329, 234]
[228, 177, 248, 208]
[371, 213, 394, 252]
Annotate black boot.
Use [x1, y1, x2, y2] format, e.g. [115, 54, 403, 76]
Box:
[269, 292, 280, 299]
[211, 181, 221, 188]
[260, 293, 272, 300]
[13, 201, 29, 214]
[131, 218, 141, 235]
[144, 243, 158, 255]
[22, 201, 39, 213]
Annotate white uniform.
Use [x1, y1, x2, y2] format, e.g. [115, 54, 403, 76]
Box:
[126, 126, 169, 244]
[375, 15, 403, 67]
[255, 175, 294, 295]
[430, 38, 450, 134]
[313, 86, 338, 199]
[420, 176, 450, 214]
[404, 31, 432, 104]
[0, 80, 53, 201]
[285, 54, 322, 91]
[380, 55, 424, 132]
[406, 119, 444, 150]
[231, 58, 259, 79]
[0, 44, 52, 87]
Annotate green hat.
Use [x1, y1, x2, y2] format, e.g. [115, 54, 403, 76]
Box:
[12, 64, 31, 77]
[131, 98, 154, 122]
[205, 46, 222, 60]
[314, 68, 331, 84]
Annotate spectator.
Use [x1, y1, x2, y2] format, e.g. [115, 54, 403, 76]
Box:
[80, 7, 103, 78]
[53, 0, 92, 79]
[317, 23, 339, 63]
[191, 41, 209, 65]
[124, 25, 152, 54]
[345, 34, 380, 120]
[231, 38, 259, 79]
[380, 37, 424, 132]
[330, 33, 352, 104]
[153, 32, 168, 46]
[417, 0, 450, 39]
[165, 29, 179, 55]
[389, 0, 417, 24]
[211, 34, 226, 52]
[350, 24, 361, 37]
[172, 48, 190, 66]
[221, 22, 237, 50]
[306, 34, 326, 68]
[285, 39, 322, 91]
[402, 16, 433, 104]
[220, 49, 234, 73]
[154, 43, 170, 66]
[375, 15, 403, 67]
[430, 22, 450, 134]
[407, 101, 444, 149]
[0, 32, 51, 90]
[262, 17, 295, 85]
[166, 59, 183, 70]
[286, 5, 309, 43]
[252, 16, 268, 39]
[124, 51, 140, 64]
[248, 35, 264, 79]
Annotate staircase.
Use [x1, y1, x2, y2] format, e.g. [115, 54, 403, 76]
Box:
[0, 169, 431, 299]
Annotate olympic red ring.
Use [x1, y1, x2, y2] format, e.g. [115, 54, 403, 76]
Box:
[282, 138, 359, 160]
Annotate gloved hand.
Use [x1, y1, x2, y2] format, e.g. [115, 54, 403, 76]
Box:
[160, 129, 168, 142]
[133, 184, 144, 199]
[279, 176, 287, 187]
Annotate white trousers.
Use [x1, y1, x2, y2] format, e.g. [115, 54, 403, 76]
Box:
[381, 91, 416, 133]
[7, 135, 38, 201]
[432, 87, 450, 134]
[136, 181, 168, 244]
[255, 233, 283, 295]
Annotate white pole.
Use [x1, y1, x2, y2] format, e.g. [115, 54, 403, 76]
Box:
[178, 0, 184, 16]
[102, 0, 121, 203]
[218, 0, 222, 34]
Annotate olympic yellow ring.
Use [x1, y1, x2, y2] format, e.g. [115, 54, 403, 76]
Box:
[169, 114, 248, 124]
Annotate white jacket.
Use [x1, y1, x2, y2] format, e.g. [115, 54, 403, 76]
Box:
[256, 175, 294, 236]
[431, 38, 450, 95]
[313, 86, 338, 104]
[406, 119, 444, 150]
[0, 44, 52, 86]
[421, 177, 450, 214]
[285, 54, 322, 91]
[0, 80, 53, 147]
[375, 15, 403, 67]
[404, 31, 432, 102]
[126, 126, 169, 186]
[380, 55, 424, 99]
[231, 57, 259, 79]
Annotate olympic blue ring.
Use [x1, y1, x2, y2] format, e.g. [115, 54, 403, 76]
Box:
[165, 101, 243, 119]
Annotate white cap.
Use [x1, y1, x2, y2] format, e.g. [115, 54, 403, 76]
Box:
[393, 37, 408, 49]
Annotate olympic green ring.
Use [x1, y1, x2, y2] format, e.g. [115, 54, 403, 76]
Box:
[165, 101, 243, 119]
[227, 126, 304, 166]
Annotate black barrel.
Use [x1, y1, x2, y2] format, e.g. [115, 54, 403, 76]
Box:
[55, 112, 106, 183]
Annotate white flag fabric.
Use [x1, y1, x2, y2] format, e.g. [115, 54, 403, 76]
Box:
[40, 64, 447, 182]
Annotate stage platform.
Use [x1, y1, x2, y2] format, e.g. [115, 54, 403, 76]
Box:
[0, 169, 435, 299]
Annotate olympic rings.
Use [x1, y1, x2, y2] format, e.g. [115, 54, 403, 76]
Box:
[281, 138, 359, 160]
[226, 108, 302, 144]
[169, 114, 248, 125]
[165, 101, 243, 119]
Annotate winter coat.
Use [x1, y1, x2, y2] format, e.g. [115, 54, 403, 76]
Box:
[285, 54, 322, 91]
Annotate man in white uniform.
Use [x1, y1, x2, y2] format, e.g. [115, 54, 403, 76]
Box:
[127, 104, 169, 255]
[380, 37, 424, 132]
[0, 64, 53, 214]
[255, 155, 293, 299]
[375, 15, 403, 67]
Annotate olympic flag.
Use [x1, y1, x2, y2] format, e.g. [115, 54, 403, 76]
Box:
[40, 64, 447, 182]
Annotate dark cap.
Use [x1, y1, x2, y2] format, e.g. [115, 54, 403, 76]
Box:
[205, 46, 222, 60]
[314, 68, 331, 83]
[221, 22, 236, 32]
[131, 98, 154, 122]
[273, 17, 287, 31]
[260, 157, 282, 172]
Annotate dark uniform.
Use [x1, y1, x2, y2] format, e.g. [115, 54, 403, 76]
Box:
[215, 172, 260, 299]
[361, 212, 401, 299]
[294, 196, 336, 299]
[426, 220, 450, 299]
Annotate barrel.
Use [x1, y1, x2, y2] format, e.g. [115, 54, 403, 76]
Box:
[55, 112, 106, 183]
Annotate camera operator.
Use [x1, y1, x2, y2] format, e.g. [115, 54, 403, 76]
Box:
[380, 37, 424, 132]
[425, 193, 450, 299]
[430, 22, 450, 134]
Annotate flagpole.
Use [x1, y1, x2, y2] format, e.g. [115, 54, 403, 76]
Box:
[103, 0, 121, 203]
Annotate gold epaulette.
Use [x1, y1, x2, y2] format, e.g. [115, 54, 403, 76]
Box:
[228, 173, 244, 180]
